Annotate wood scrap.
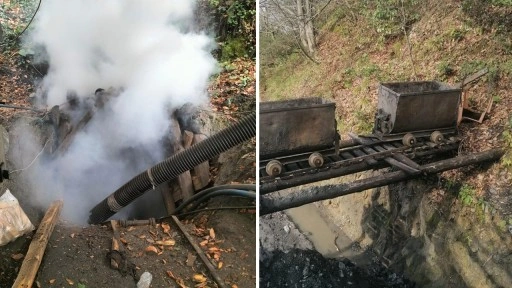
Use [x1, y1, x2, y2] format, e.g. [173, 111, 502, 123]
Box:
[456, 68, 492, 124]
[12, 200, 63, 288]
[110, 220, 122, 269]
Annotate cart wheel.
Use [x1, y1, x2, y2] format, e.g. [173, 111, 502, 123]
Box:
[266, 160, 283, 176]
[308, 152, 324, 168]
[402, 133, 416, 147]
[430, 131, 444, 144]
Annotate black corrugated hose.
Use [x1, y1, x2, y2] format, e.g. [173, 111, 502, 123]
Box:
[88, 113, 256, 224]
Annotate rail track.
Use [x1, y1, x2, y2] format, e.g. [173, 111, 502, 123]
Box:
[260, 133, 460, 194]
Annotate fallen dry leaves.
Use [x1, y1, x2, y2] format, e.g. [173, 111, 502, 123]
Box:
[192, 273, 207, 283]
[155, 239, 176, 246]
[144, 245, 160, 255]
[11, 253, 24, 260]
[208, 58, 255, 120]
[161, 222, 171, 235]
[167, 270, 188, 288]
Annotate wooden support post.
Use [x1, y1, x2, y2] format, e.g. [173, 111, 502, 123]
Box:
[191, 134, 210, 191]
[175, 170, 194, 201]
[158, 181, 176, 215]
[12, 200, 63, 288]
[182, 130, 194, 149]
[110, 220, 122, 269]
[57, 110, 93, 154]
[261, 149, 504, 215]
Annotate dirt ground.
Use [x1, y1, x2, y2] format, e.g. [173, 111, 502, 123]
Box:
[0, 47, 256, 287]
[259, 212, 414, 288]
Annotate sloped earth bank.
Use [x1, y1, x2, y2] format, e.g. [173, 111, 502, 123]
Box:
[0, 48, 256, 286]
[309, 174, 512, 288]
[260, 0, 512, 286]
[260, 171, 512, 288]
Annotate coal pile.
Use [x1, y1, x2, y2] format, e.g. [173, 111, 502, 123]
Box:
[260, 249, 415, 288]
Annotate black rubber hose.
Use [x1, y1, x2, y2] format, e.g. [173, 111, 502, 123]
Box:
[173, 184, 256, 214]
[88, 113, 256, 224]
[179, 189, 256, 213]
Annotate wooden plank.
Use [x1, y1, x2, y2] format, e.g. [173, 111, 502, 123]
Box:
[57, 110, 93, 154]
[12, 200, 63, 288]
[110, 220, 122, 269]
[177, 170, 194, 200]
[165, 117, 186, 209]
[157, 182, 176, 215]
[191, 134, 210, 191]
[182, 130, 194, 149]
[455, 68, 488, 89]
[0, 125, 6, 168]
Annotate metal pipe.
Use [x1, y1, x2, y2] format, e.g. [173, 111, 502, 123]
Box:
[174, 185, 255, 213]
[181, 190, 256, 213]
[174, 184, 256, 214]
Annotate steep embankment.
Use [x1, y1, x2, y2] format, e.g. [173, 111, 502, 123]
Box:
[261, 1, 512, 287]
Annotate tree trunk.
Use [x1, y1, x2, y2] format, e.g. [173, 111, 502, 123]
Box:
[304, 0, 316, 55]
[296, 0, 309, 51]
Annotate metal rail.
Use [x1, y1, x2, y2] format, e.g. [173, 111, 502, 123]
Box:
[260, 148, 504, 215]
[260, 136, 460, 194]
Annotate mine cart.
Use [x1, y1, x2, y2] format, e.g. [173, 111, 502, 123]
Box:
[373, 81, 461, 146]
[260, 97, 339, 176]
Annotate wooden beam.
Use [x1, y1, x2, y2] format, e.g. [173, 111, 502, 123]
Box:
[12, 200, 63, 288]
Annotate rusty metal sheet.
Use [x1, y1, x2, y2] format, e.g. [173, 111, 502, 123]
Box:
[375, 81, 461, 135]
[260, 97, 337, 159]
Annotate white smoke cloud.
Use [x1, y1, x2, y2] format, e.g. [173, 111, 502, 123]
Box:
[12, 0, 217, 223]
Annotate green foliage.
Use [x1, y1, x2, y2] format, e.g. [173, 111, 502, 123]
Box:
[360, 0, 420, 39]
[220, 37, 247, 61]
[459, 184, 476, 206]
[360, 63, 381, 77]
[259, 31, 296, 67]
[354, 96, 375, 133]
[210, 0, 255, 60]
[501, 115, 512, 168]
[458, 60, 486, 80]
[0, 0, 38, 44]
[448, 28, 467, 41]
[497, 219, 507, 232]
[462, 0, 512, 33]
[490, 0, 512, 6]
[438, 61, 455, 79]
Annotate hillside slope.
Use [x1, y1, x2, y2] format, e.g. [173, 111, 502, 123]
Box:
[260, 1, 512, 287]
